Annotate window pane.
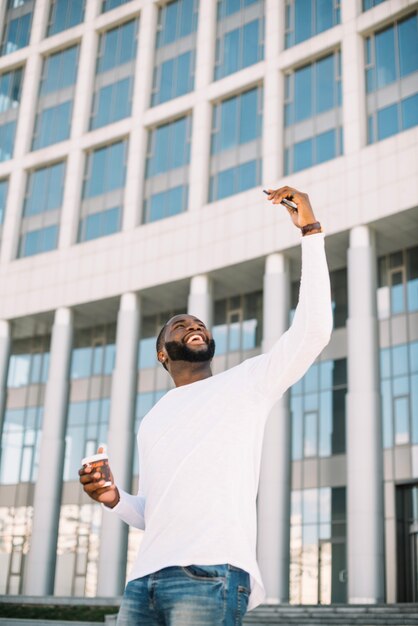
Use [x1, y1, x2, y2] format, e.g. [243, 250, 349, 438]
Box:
[48, 0, 84, 36]
[401, 93, 418, 131]
[171, 117, 188, 169]
[393, 345, 408, 376]
[166, 186, 184, 217]
[0, 121, 16, 162]
[304, 412, 317, 457]
[291, 397, 303, 460]
[237, 160, 257, 192]
[0, 179, 8, 225]
[217, 167, 235, 199]
[295, 65, 312, 121]
[85, 213, 101, 240]
[295, 0, 312, 44]
[316, 55, 335, 113]
[316, 0, 334, 33]
[375, 26, 396, 88]
[294, 138, 313, 171]
[242, 20, 260, 68]
[223, 28, 239, 76]
[394, 396, 409, 444]
[107, 142, 126, 191]
[398, 14, 418, 78]
[377, 103, 399, 140]
[176, 51, 192, 97]
[239, 88, 258, 143]
[220, 97, 238, 150]
[316, 129, 335, 163]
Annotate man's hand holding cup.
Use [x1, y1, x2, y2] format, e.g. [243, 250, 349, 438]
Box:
[79, 445, 120, 509]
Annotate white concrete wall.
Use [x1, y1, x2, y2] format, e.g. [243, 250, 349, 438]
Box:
[0, 0, 417, 320]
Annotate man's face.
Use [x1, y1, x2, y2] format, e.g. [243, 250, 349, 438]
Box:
[159, 315, 215, 365]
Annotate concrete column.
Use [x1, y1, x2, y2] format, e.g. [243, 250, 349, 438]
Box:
[187, 274, 213, 328]
[97, 293, 141, 596]
[346, 225, 384, 603]
[0, 320, 11, 437]
[23, 308, 73, 595]
[123, 3, 158, 230]
[257, 253, 291, 603]
[188, 0, 217, 209]
[263, 0, 282, 183]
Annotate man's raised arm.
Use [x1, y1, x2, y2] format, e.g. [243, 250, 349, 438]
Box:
[245, 187, 333, 403]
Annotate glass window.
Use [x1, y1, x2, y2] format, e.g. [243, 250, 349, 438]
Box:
[285, 51, 342, 173]
[213, 291, 262, 358]
[0, 506, 33, 594]
[0, 179, 8, 226]
[290, 487, 347, 604]
[32, 46, 79, 150]
[54, 503, 101, 597]
[102, 0, 131, 11]
[47, 0, 85, 36]
[83, 141, 127, 198]
[0, 67, 23, 162]
[290, 358, 347, 459]
[79, 206, 121, 242]
[380, 340, 418, 447]
[215, 1, 264, 80]
[285, 0, 340, 48]
[0, 407, 43, 484]
[143, 116, 191, 224]
[366, 13, 418, 143]
[1, 0, 34, 55]
[378, 247, 418, 314]
[151, 0, 198, 106]
[363, 0, 387, 9]
[63, 399, 110, 481]
[18, 161, 65, 258]
[210, 86, 262, 201]
[79, 140, 126, 242]
[19, 225, 58, 257]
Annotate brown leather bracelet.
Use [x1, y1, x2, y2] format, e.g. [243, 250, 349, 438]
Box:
[301, 222, 322, 236]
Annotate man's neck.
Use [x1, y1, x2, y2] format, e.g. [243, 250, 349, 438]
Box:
[169, 361, 213, 387]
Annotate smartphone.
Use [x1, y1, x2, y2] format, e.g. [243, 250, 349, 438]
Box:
[263, 189, 297, 210]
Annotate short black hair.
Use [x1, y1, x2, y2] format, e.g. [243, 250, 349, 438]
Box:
[156, 323, 168, 369]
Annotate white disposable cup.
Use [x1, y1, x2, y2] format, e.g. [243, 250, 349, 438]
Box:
[82, 452, 112, 487]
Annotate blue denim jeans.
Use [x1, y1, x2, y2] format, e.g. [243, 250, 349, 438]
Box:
[116, 564, 251, 626]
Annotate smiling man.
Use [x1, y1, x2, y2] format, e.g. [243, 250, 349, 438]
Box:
[79, 186, 333, 626]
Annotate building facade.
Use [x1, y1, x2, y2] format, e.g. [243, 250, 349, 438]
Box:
[0, 0, 417, 605]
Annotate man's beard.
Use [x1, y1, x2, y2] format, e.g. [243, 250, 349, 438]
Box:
[164, 339, 216, 363]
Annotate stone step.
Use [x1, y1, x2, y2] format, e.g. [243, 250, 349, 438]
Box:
[2, 603, 418, 626]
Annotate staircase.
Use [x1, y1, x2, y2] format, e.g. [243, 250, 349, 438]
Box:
[100, 604, 418, 625]
[242, 604, 418, 625]
[1, 600, 418, 625]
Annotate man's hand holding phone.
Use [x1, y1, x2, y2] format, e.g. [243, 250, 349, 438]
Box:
[264, 186, 321, 234]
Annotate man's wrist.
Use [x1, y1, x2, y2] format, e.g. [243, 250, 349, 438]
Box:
[301, 222, 322, 236]
[104, 488, 120, 509]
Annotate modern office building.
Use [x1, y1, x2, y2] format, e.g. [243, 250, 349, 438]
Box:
[0, 0, 417, 608]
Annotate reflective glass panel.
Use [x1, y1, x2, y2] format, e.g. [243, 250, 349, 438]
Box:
[48, 0, 85, 36]
[377, 103, 399, 140]
[375, 25, 396, 88]
[0, 179, 8, 225]
[398, 14, 418, 78]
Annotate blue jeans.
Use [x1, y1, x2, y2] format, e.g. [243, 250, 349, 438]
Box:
[116, 564, 251, 626]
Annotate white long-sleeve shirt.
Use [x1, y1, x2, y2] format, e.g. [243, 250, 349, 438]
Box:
[106, 232, 332, 611]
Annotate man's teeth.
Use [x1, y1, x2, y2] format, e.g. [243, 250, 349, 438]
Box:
[186, 335, 205, 343]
